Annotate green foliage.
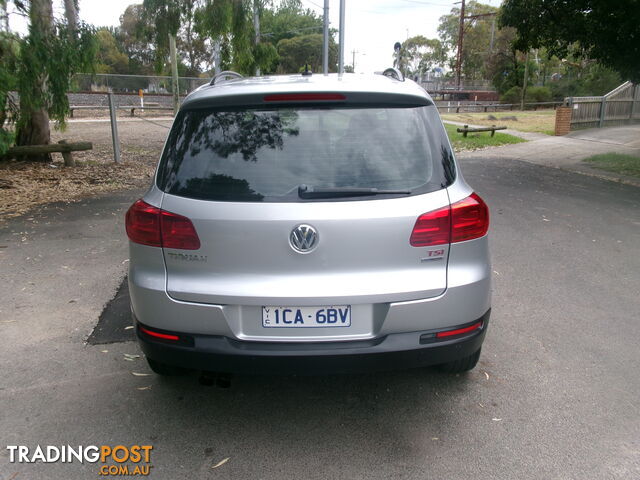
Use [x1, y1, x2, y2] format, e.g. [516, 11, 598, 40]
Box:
[548, 62, 622, 99]
[0, 32, 19, 154]
[500, 86, 521, 104]
[115, 4, 156, 74]
[260, 0, 323, 46]
[525, 86, 552, 103]
[277, 33, 337, 74]
[500, 0, 640, 83]
[17, 21, 97, 131]
[500, 85, 552, 104]
[396, 35, 446, 78]
[437, 1, 499, 81]
[95, 28, 130, 74]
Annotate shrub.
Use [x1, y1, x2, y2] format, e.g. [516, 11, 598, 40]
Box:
[525, 86, 552, 103]
[500, 86, 521, 104]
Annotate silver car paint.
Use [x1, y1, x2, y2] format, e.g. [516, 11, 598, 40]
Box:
[128, 73, 490, 343]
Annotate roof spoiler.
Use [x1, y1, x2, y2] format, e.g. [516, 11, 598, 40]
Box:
[210, 70, 243, 86]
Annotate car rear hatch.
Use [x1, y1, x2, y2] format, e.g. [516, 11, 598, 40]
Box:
[155, 91, 457, 338]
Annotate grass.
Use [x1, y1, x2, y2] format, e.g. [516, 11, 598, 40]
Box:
[583, 153, 640, 178]
[441, 110, 556, 135]
[444, 123, 525, 152]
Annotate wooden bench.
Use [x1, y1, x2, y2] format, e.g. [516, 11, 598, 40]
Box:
[6, 140, 93, 166]
[456, 124, 507, 137]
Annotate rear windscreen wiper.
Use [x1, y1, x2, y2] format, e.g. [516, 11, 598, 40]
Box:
[298, 184, 411, 199]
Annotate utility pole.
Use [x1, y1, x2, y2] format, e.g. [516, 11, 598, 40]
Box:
[169, 34, 179, 114]
[338, 0, 346, 74]
[489, 16, 495, 52]
[455, 0, 465, 89]
[212, 39, 221, 76]
[322, 0, 329, 75]
[253, 0, 261, 76]
[521, 50, 529, 110]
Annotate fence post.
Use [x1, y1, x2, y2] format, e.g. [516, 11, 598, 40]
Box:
[598, 96, 607, 128]
[108, 92, 121, 164]
[630, 85, 638, 122]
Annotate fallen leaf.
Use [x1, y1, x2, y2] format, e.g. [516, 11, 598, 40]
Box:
[137, 386, 152, 391]
[484, 371, 489, 380]
[124, 326, 134, 330]
[131, 372, 151, 377]
[211, 457, 230, 469]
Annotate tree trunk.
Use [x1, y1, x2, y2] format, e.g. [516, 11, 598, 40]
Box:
[15, 0, 54, 162]
[1, 1, 9, 32]
[64, 0, 78, 31]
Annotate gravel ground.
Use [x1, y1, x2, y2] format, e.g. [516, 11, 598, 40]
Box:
[0, 118, 172, 220]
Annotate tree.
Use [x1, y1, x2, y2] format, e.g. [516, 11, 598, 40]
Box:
[396, 35, 446, 79]
[277, 33, 337, 73]
[116, 4, 156, 75]
[0, 30, 19, 154]
[5, 0, 96, 159]
[260, 0, 323, 46]
[437, 1, 499, 81]
[95, 28, 130, 74]
[500, 0, 640, 83]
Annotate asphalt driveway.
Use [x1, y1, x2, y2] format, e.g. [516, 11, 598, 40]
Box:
[0, 154, 639, 479]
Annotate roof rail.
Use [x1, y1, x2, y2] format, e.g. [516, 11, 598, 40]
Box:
[378, 67, 404, 82]
[210, 70, 243, 86]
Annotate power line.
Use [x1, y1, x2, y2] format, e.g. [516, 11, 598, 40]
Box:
[396, 0, 453, 6]
[260, 24, 324, 38]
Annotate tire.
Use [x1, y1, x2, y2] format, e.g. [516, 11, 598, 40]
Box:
[146, 358, 188, 376]
[437, 348, 481, 373]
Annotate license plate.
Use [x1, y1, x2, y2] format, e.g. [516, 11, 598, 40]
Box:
[262, 306, 351, 328]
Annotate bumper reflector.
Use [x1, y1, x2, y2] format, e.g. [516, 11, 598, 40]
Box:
[436, 321, 483, 339]
[139, 326, 180, 342]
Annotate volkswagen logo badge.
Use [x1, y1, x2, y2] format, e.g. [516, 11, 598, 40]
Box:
[289, 224, 318, 253]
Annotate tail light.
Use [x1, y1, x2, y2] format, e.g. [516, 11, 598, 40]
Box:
[125, 200, 200, 250]
[410, 192, 489, 247]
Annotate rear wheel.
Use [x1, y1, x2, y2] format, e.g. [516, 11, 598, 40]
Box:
[147, 358, 188, 376]
[437, 348, 481, 373]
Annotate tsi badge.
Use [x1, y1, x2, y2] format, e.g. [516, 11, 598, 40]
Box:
[421, 248, 445, 262]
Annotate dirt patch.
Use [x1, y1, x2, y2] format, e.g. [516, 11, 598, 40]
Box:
[0, 117, 171, 221]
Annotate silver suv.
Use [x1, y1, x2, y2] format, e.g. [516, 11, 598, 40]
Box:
[125, 69, 491, 376]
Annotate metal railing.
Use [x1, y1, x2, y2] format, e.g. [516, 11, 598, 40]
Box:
[567, 82, 640, 130]
[437, 101, 563, 114]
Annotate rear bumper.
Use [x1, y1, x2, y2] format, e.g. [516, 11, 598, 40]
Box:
[136, 309, 490, 375]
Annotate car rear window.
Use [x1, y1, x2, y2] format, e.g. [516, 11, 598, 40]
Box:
[157, 105, 455, 202]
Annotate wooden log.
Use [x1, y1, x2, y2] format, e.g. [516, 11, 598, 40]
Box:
[7, 141, 93, 155]
[58, 140, 75, 167]
[456, 125, 507, 137]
